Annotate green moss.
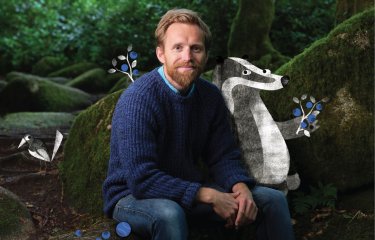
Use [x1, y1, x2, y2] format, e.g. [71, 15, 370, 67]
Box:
[108, 76, 132, 94]
[0, 112, 75, 135]
[0, 72, 93, 114]
[0, 195, 29, 236]
[261, 9, 374, 191]
[228, 0, 289, 70]
[0, 80, 6, 92]
[31, 56, 69, 77]
[60, 90, 123, 215]
[66, 68, 108, 93]
[48, 62, 98, 78]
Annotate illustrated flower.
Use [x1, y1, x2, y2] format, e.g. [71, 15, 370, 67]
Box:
[292, 94, 329, 137]
[108, 44, 140, 82]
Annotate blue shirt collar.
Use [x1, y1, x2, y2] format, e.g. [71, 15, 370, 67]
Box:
[158, 66, 195, 97]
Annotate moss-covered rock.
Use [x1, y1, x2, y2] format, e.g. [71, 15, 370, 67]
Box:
[61, 90, 257, 239]
[0, 186, 36, 239]
[108, 76, 132, 94]
[31, 56, 69, 77]
[0, 80, 7, 92]
[0, 112, 75, 137]
[261, 9, 374, 192]
[66, 68, 109, 93]
[60, 90, 123, 215]
[48, 62, 98, 78]
[0, 72, 93, 114]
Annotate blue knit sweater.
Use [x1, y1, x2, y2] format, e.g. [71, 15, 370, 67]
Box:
[103, 68, 255, 217]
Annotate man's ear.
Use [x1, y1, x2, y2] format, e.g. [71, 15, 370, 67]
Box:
[156, 46, 165, 64]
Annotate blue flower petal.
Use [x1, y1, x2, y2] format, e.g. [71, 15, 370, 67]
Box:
[74, 230, 82, 237]
[101, 231, 110, 239]
[306, 101, 313, 109]
[316, 103, 323, 110]
[121, 64, 129, 72]
[116, 222, 132, 237]
[293, 108, 302, 117]
[129, 51, 138, 59]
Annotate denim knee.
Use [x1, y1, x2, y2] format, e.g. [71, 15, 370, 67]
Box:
[153, 199, 186, 225]
[152, 199, 188, 239]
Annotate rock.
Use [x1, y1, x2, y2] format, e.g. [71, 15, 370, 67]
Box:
[48, 62, 98, 78]
[260, 9, 374, 192]
[61, 90, 257, 239]
[0, 112, 75, 138]
[31, 56, 69, 77]
[0, 72, 93, 114]
[60, 91, 123, 215]
[0, 186, 36, 240]
[338, 187, 374, 213]
[66, 68, 109, 93]
[0, 80, 7, 92]
[108, 76, 132, 94]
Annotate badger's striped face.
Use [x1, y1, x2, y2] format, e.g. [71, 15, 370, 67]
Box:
[217, 57, 288, 91]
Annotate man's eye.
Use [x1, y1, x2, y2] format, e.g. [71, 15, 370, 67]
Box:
[192, 47, 202, 52]
[174, 46, 182, 51]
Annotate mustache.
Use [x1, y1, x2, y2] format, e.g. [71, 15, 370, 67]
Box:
[175, 62, 198, 68]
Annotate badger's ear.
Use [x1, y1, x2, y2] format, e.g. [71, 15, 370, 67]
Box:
[216, 56, 225, 64]
[242, 54, 249, 60]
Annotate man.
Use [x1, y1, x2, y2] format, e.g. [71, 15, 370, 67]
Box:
[103, 8, 295, 240]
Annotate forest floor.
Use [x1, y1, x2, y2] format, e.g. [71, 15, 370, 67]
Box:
[0, 137, 373, 240]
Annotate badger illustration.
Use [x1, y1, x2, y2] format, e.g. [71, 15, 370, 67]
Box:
[213, 57, 307, 192]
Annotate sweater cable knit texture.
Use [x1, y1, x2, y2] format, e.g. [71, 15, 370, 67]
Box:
[102, 68, 255, 217]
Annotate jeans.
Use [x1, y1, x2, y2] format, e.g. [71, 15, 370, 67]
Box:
[112, 186, 295, 240]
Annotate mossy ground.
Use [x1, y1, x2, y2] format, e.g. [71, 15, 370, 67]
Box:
[260, 8, 374, 191]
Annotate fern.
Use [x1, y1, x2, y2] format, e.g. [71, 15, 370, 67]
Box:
[292, 182, 337, 214]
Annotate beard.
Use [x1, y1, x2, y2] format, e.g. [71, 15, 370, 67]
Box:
[165, 61, 204, 90]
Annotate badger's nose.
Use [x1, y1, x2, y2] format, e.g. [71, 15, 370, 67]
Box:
[281, 75, 289, 87]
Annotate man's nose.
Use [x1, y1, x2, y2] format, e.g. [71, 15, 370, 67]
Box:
[181, 48, 192, 61]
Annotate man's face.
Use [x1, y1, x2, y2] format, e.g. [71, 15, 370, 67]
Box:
[156, 23, 208, 91]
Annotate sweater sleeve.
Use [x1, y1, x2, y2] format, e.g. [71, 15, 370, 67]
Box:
[112, 91, 201, 209]
[204, 91, 256, 191]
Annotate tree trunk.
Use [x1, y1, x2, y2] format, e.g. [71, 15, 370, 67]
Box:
[336, 0, 373, 24]
[227, 0, 289, 70]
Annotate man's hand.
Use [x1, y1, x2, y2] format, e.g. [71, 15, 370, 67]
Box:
[196, 187, 240, 228]
[232, 182, 258, 229]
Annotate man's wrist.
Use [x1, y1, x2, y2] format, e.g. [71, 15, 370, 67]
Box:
[195, 187, 216, 204]
[232, 182, 250, 193]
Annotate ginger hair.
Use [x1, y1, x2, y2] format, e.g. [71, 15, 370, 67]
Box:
[155, 8, 212, 51]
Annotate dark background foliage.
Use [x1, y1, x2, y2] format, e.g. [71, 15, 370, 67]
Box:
[0, 0, 335, 74]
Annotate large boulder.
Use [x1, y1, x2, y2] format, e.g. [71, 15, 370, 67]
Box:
[60, 90, 257, 239]
[66, 68, 109, 93]
[108, 76, 132, 94]
[260, 9, 374, 192]
[0, 186, 36, 240]
[48, 62, 98, 78]
[0, 72, 93, 114]
[31, 56, 69, 77]
[60, 90, 122, 215]
[0, 112, 75, 137]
